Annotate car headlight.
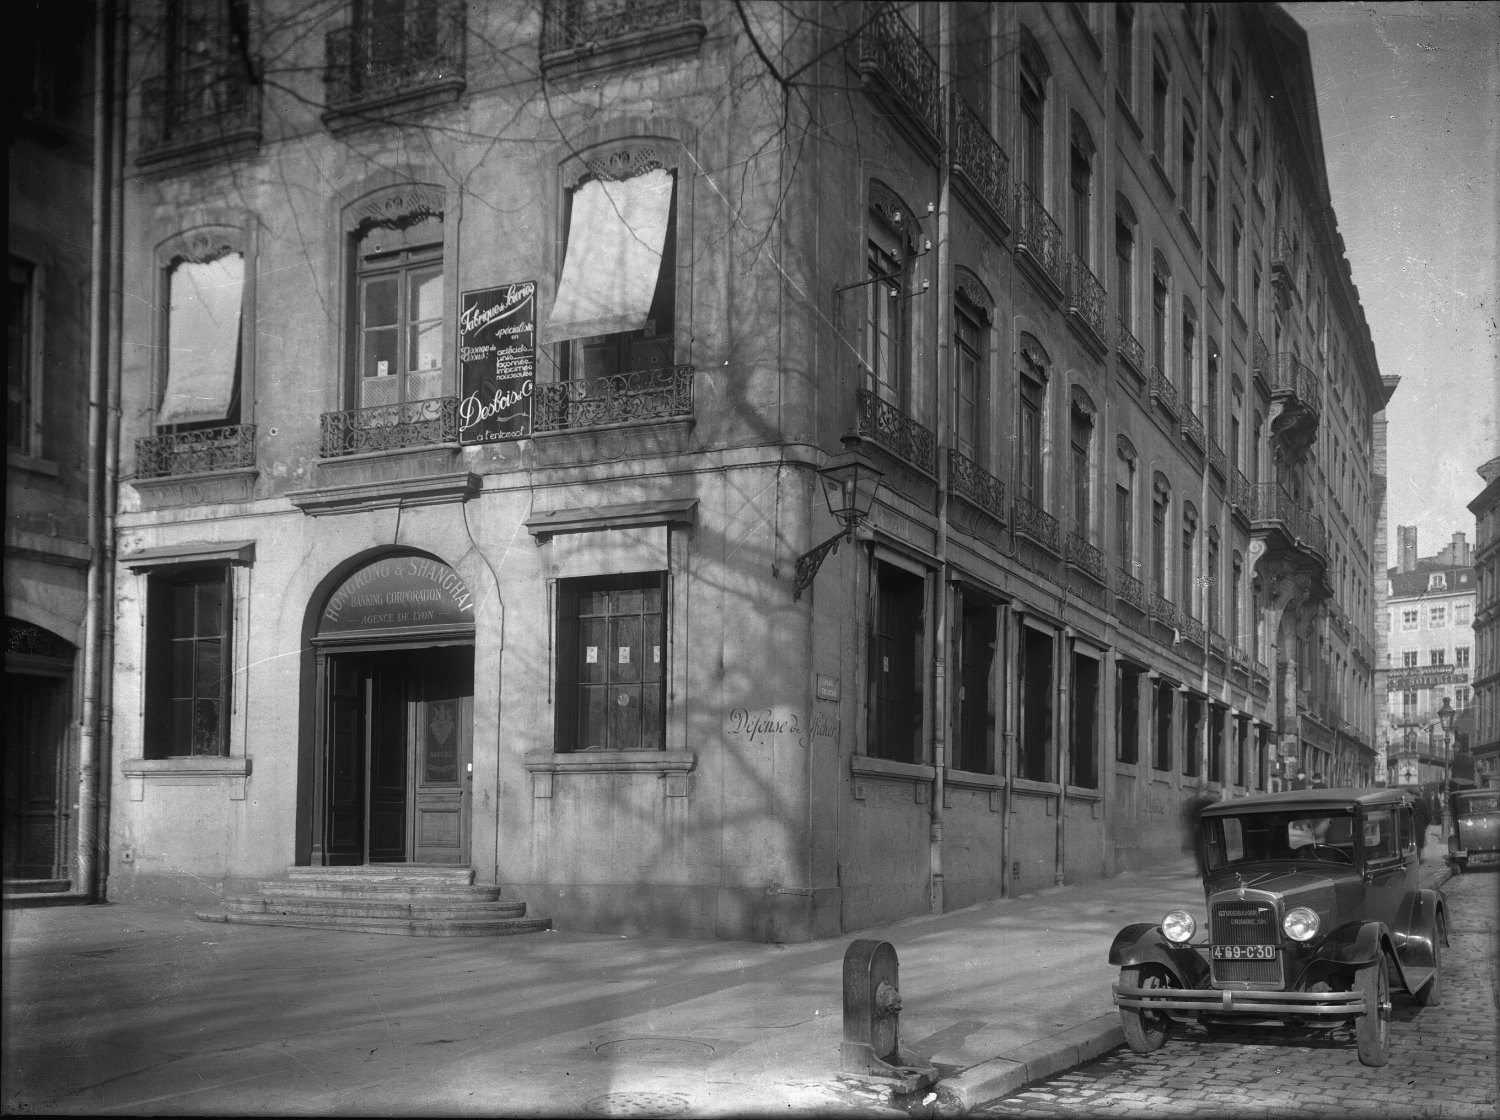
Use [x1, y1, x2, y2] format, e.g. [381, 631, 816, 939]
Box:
[1283, 907, 1320, 941]
[1161, 910, 1197, 943]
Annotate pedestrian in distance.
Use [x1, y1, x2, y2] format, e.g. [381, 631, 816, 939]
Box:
[1311, 771, 1327, 789]
[1290, 768, 1309, 791]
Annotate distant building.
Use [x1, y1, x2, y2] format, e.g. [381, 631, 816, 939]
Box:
[1470, 457, 1500, 788]
[1383, 527, 1477, 787]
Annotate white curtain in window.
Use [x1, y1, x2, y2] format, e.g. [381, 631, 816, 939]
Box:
[159, 254, 244, 424]
[543, 169, 673, 344]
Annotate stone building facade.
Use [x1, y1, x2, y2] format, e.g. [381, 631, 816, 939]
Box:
[102, 1, 1386, 939]
[1470, 458, 1500, 787]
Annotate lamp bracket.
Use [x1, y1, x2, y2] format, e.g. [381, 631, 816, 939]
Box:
[793, 525, 856, 601]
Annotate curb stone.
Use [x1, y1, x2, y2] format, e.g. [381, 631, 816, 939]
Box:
[940, 1014, 1126, 1109]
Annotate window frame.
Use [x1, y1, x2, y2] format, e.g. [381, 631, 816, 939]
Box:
[953, 587, 998, 775]
[142, 562, 237, 760]
[864, 181, 921, 410]
[1017, 340, 1049, 506]
[8, 256, 43, 458]
[868, 559, 927, 764]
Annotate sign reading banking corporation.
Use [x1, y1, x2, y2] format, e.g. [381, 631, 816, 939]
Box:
[319, 557, 475, 636]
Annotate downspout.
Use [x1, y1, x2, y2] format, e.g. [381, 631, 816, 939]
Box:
[1002, 605, 1018, 895]
[1055, 626, 1070, 886]
[77, 0, 118, 903]
[928, 5, 953, 916]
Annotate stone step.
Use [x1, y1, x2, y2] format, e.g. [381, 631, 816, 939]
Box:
[197, 910, 552, 938]
[223, 896, 529, 921]
[254, 880, 503, 902]
[285, 864, 476, 885]
[3, 879, 72, 895]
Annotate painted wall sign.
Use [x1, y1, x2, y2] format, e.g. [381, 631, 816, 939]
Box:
[1384, 667, 1467, 690]
[459, 281, 535, 443]
[319, 556, 475, 635]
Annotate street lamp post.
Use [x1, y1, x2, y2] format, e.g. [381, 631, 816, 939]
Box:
[1438, 696, 1457, 841]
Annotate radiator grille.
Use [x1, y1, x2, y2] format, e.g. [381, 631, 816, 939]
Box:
[1210, 900, 1283, 985]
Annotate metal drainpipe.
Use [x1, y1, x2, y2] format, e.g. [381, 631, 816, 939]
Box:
[76, 0, 118, 903]
[1000, 604, 1014, 896]
[1055, 626, 1070, 886]
[929, 46, 953, 916]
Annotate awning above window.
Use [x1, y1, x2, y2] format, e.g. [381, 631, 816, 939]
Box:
[158, 254, 244, 425]
[543, 168, 673, 344]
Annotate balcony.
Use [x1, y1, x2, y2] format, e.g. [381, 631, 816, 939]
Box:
[949, 92, 1010, 230]
[137, 61, 261, 171]
[1011, 496, 1060, 554]
[320, 396, 460, 458]
[1014, 183, 1066, 296]
[1271, 227, 1299, 303]
[1180, 615, 1206, 648]
[136, 424, 256, 478]
[854, 389, 936, 476]
[1231, 644, 1249, 671]
[533, 364, 694, 434]
[947, 448, 1006, 525]
[1065, 531, 1106, 583]
[1208, 438, 1227, 482]
[1115, 569, 1147, 613]
[1067, 255, 1109, 351]
[1115, 316, 1145, 378]
[1268, 351, 1320, 461]
[1180, 406, 1206, 453]
[1249, 482, 1329, 601]
[1230, 467, 1253, 522]
[324, 0, 465, 129]
[1149, 366, 1179, 420]
[855, 2, 943, 147]
[540, 0, 705, 76]
[1149, 591, 1178, 630]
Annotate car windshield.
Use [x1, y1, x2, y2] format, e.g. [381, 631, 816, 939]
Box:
[1201, 808, 1369, 870]
[1458, 793, 1499, 814]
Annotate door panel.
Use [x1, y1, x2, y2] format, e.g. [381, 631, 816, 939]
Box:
[367, 670, 407, 862]
[412, 650, 471, 864]
[326, 659, 364, 864]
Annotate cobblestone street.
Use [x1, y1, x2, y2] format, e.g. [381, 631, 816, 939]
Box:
[979, 868, 1497, 1117]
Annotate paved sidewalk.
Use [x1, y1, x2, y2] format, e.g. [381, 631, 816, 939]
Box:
[0, 837, 1451, 1117]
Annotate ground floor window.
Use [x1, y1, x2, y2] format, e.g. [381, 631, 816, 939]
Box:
[954, 591, 997, 774]
[1116, 662, 1143, 764]
[144, 564, 233, 758]
[1069, 651, 1100, 789]
[868, 561, 925, 763]
[1153, 679, 1174, 771]
[556, 572, 666, 752]
[1234, 717, 1249, 786]
[1183, 696, 1204, 778]
[1019, 625, 1054, 782]
[1208, 704, 1226, 782]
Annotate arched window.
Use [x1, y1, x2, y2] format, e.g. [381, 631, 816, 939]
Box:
[1116, 436, 1138, 571]
[1070, 114, 1096, 263]
[954, 272, 994, 464]
[1152, 472, 1171, 597]
[1018, 27, 1050, 196]
[1070, 387, 1096, 540]
[1152, 251, 1170, 375]
[1181, 502, 1199, 616]
[864, 181, 922, 409]
[1018, 337, 1050, 505]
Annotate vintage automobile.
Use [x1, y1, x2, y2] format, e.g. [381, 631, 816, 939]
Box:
[1109, 788, 1447, 1066]
[1447, 788, 1500, 872]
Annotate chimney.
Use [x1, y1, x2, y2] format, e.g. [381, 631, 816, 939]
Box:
[1452, 531, 1468, 567]
[1397, 525, 1418, 573]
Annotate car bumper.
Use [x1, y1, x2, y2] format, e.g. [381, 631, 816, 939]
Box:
[1113, 983, 1365, 1018]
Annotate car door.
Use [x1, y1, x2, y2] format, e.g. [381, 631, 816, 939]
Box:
[1359, 806, 1408, 931]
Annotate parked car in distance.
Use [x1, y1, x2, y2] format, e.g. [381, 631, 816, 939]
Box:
[1447, 788, 1500, 872]
[1109, 788, 1448, 1066]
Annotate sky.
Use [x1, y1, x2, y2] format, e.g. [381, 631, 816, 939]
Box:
[1284, 1, 1500, 564]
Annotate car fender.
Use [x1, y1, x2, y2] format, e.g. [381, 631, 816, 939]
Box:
[1397, 889, 1449, 971]
[1306, 920, 1415, 993]
[1107, 924, 1209, 987]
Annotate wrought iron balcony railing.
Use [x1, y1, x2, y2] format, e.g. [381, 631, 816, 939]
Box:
[1150, 366, 1179, 418]
[542, 0, 703, 57]
[1210, 630, 1228, 657]
[1181, 406, 1206, 451]
[947, 448, 1006, 523]
[533, 364, 694, 433]
[1181, 615, 1206, 647]
[856, 2, 943, 144]
[1271, 351, 1321, 418]
[1115, 569, 1147, 612]
[320, 396, 459, 457]
[1250, 482, 1328, 558]
[136, 424, 256, 478]
[1253, 659, 1270, 680]
[325, 0, 465, 111]
[1011, 495, 1060, 553]
[1208, 438, 1227, 479]
[1231, 643, 1249, 670]
[1014, 183, 1065, 293]
[1149, 591, 1177, 629]
[138, 61, 261, 160]
[1116, 316, 1145, 374]
[1068, 254, 1108, 344]
[1065, 531, 1106, 582]
[949, 91, 1010, 227]
[1231, 467, 1253, 516]
[855, 388, 936, 474]
[1253, 333, 1270, 379]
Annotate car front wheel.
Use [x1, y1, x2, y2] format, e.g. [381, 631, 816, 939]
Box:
[1119, 965, 1175, 1054]
[1354, 955, 1391, 1066]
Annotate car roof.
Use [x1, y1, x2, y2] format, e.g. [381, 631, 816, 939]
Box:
[1200, 787, 1414, 817]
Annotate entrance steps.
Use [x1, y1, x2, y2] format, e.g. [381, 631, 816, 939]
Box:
[197, 865, 551, 937]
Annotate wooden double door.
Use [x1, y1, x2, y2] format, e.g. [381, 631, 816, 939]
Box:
[324, 645, 472, 865]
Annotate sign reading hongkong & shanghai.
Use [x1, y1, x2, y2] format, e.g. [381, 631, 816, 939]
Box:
[319, 557, 475, 636]
[459, 281, 535, 443]
[1384, 667, 1468, 691]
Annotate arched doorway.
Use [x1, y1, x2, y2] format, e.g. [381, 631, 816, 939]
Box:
[309, 555, 476, 866]
[4, 619, 75, 883]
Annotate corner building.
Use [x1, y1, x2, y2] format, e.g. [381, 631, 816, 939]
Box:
[109, 1, 1386, 939]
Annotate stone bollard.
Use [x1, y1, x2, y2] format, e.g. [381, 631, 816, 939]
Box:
[841, 939, 937, 1093]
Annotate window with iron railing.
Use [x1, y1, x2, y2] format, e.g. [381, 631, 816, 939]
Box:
[139, 0, 260, 166]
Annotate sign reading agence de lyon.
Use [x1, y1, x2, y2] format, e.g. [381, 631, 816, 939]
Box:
[459, 281, 535, 443]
